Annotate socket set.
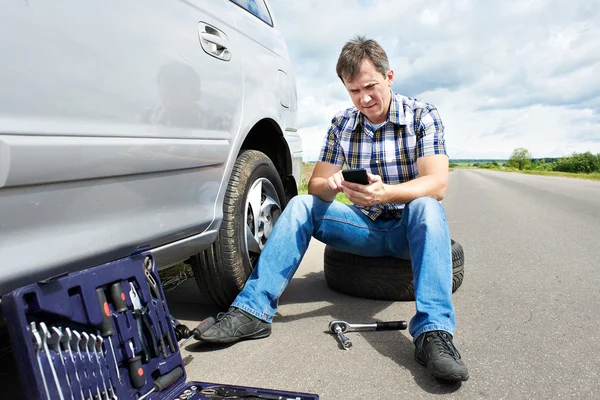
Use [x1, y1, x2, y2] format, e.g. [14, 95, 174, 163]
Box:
[2, 252, 319, 399]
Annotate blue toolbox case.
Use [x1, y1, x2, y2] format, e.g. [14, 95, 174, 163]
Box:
[2, 253, 319, 400]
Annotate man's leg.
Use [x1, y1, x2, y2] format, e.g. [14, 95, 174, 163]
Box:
[201, 194, 391, 343]
[391, 197, 468, 381]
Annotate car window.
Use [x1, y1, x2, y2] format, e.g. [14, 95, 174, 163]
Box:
[229, 0, 273, 26]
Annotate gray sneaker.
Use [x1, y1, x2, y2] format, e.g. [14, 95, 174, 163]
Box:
[415, 330, 469, 382]
[200, 307, 271, 344]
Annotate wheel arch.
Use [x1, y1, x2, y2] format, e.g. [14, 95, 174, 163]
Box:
[239, 118, 298, 202]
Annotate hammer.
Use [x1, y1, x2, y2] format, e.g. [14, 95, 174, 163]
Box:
[328, 320, 407, 350]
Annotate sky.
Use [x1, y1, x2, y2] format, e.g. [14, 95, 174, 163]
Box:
[268, 0, 600, 161]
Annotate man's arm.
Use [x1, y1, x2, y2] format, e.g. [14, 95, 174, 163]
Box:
[308, 161, 343, 202]
[382, 154, 449, 202]
[341, 155, 448, 206]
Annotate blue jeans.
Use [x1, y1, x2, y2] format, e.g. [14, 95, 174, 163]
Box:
[232, 194, 456, 340]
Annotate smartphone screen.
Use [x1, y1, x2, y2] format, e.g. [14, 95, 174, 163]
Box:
[342, 168, 369, 185]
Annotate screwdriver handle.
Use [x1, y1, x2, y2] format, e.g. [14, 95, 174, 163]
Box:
[128, 353, 145, 388]
[109, 282, 128, 313]
[154, 366, 183, 391]
[138, 366, 184, 400]
[376, 321, 407, 331]
[96, 287, 114, 337]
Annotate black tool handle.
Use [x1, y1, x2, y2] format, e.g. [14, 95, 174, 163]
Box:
[128, 354, 145, 388]
[96, 287, 114, 337]
[154, 366, 183, 391]
[134, 310, 151, 363]
[192, 317, 216, 340]
[109, 282, 128, 313]
[376, 321, 407, 331]
[165, 327, 176, 353]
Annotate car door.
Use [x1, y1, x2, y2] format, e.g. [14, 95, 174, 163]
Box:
[0, 0, 243, 293]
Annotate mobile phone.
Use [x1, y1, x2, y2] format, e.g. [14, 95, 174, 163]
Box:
[342, 168, 369, 185]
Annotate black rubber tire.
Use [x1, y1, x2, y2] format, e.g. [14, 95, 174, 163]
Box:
[190, 150, 287, 309]
[323, 240, 465, 301]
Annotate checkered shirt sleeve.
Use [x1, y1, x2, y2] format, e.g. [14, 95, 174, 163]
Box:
[415, 105, 447, 158]
[318, 114, 346, 166]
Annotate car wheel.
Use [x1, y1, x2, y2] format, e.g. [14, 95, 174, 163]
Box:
[190, 150, 287, 309]
[323, 239, 465, 301]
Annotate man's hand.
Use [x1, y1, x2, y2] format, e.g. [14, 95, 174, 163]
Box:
[326, 170, 345, 193]
[341, 173, 388, 206]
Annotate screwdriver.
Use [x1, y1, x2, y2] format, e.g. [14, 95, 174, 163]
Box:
[179, 317, 216, 347]
[138, 366, 184, 400]
[109, 281, 128, 313]
[127, 340, 146, 388]
[95, 286, 122, 382]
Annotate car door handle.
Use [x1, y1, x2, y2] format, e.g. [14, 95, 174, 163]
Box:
[198, 24, 231, 61]
[200, 32, 228, 49]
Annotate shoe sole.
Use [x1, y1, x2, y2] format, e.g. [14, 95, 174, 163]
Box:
[201, 328, 271, 344]
[415, 353, 469, 382]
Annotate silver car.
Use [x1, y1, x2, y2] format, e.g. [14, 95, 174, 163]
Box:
[0, 0, 301, 308]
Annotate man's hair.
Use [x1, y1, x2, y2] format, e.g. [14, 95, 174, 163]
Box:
[336, 36, 390, 83]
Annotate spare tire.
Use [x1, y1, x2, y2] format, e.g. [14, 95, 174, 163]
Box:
[324, 240, 465, 301]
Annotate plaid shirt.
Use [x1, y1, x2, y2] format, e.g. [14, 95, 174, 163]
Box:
[318, 91, 447, 220]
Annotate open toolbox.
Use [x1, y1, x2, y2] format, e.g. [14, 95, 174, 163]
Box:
[1, 253, 319, 400]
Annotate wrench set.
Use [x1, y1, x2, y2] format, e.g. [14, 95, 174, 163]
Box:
[2, 253, 319, 400]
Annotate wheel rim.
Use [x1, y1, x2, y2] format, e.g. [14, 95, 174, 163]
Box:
[244, 177, 282, 265]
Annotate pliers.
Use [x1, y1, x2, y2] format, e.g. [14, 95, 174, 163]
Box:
[200, 386, 302, 400]
[129, 282, 159, 363]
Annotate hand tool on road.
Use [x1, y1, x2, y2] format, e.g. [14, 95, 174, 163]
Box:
[128, 282, 160, 362]
[137, 366, 184, 400]
[328, 319, 407, 350]
[144, 257, 177, 353]
[30, 322, 51, 400]
[179, 317, 216, 347]
[96, 286, 122, 383]
[40, 322, 67, 400]
[200, 386, 301, 400]
[48, 326, 76, 400]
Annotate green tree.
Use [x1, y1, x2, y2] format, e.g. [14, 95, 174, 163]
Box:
[508, 148, 532, 170]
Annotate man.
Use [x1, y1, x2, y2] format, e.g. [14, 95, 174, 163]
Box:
[201, 36, 469, 382]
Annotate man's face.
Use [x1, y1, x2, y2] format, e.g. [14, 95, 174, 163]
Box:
[343, 58, 394, 124]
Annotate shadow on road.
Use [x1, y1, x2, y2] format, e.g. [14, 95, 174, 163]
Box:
[172, 271, 462, 394]
[277, 271, 463, 394]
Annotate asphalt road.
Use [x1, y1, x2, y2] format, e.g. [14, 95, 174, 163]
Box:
[167, 169, 600, 400]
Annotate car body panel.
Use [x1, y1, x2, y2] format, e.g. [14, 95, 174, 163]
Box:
[0, 0, 301, 295]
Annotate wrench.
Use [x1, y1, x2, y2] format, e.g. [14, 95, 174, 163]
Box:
[95, 337, 118, 400]
[30, 322, 51, 400]
[49, 327, 76, 400]
[81, 332, 104, 400]
[40, 322, 66, 400]
[58, 328, 85, 400]
[328, 320, 407, 350]
[89, 334, 110, 400]
[72, 331, 95, 400]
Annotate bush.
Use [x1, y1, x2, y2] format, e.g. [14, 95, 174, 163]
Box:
[553, 152, 600, 173]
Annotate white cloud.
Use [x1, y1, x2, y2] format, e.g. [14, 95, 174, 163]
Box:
[269, 0, 600, 160]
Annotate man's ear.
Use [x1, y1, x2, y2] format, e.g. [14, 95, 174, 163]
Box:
[387, 69, 394, 86]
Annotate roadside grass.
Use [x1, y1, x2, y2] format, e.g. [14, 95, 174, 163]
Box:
[502, 169, 600, 181]
[453, 165, 600, 181]
[298, 162, 352, 204]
